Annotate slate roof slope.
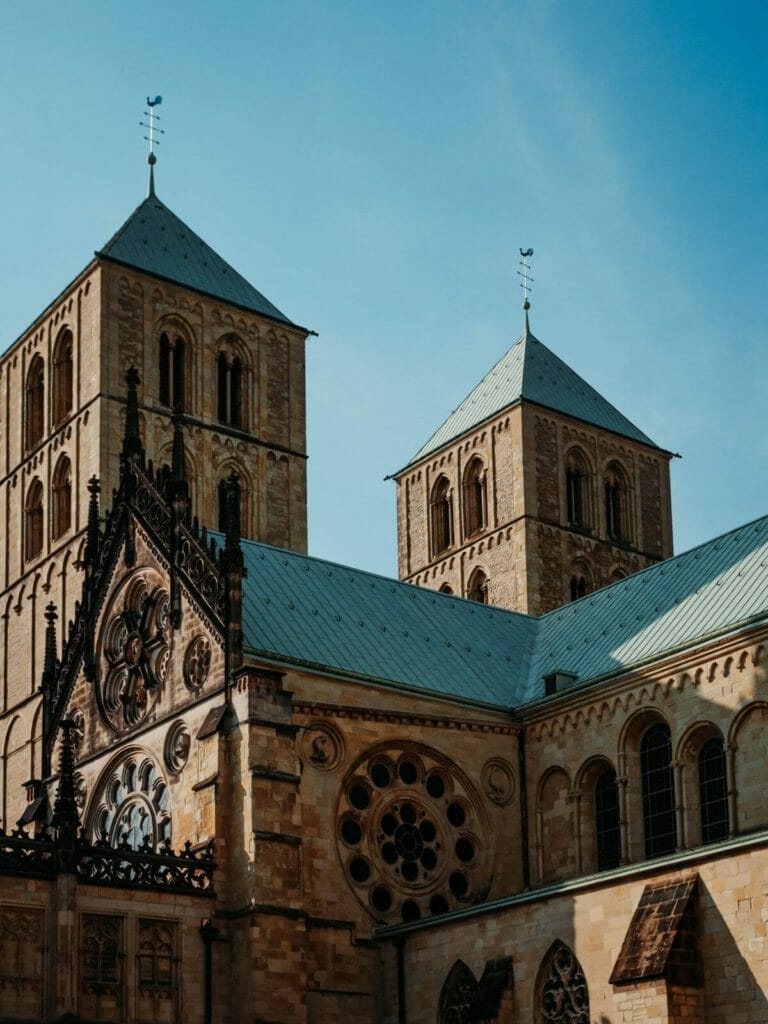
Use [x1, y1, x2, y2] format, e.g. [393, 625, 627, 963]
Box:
[236, 538, 538, 709]
[402, 328, 659, 470]
[230, 512, 768, 712]
[97, 195, 295, 327]
[530, 512, 768, 702]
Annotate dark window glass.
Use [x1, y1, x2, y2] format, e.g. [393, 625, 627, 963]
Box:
[641, 723, 676, 858]
[159, 333, 170, 406]
[569, 575, 588, 601]
[25, 480, 44, 561]
[566, 466, 584, 526]
[230, 357, 242, 428]
[462, 458, 485, 536]
[25, 356, 45, 451]
[699, 738, 729, 844]
[595, 769, 621, 870]
[467, 568, 488, 604]
[431, 478, 452, 557]
[172, 338, 185, 408]
[217, 353, 228, 423]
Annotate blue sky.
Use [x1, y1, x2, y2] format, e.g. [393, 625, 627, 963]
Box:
[1, 2, 767, 576]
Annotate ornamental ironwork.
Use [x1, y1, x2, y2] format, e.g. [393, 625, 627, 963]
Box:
[336, 744, 490, 924]
[540, 942, 590, 1024]
[76, 837, 215, 896]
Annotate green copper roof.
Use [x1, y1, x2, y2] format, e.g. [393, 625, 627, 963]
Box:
[97, 195, 295, 327]
[402, 327, 659, 471]
[237, 540, 536, 708]
[233, 512, 768, 710]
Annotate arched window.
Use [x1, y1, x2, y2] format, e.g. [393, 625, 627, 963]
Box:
[462, 457, 486, 536]
[564, 450, 591, 529]
[699, 738, 728, 844]
[51, 456, 72, 540]
[537, 941, 590, 1023]
[641, 723, 676, 858]
[25, 478, 44, 562]
[604, 462, 629, 542]
[595, 769, 621, 870]
[568, 560, 593, 602]
[52, 328, 73, 425]
[25, 356, 45, 451]
[430, 476, 453, 557]
[569, 575, 588, 601]
[467, 567, 489, 604]
[217, 353, 243, 428]
[439, 583, 454, 595]
[158, 332, 186, 410]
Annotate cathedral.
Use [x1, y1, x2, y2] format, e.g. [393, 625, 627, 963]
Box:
[0, 168, 767, 1024]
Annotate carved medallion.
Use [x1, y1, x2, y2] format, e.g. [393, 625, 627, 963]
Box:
[74, 772, 87, 810]
[336, 743, 490, 924]
[183, 635, 212, 691]
[70, 708, 85, 753]
[302, 722, 344, 772]
[481, 758, 517, 807]
[165, 720, 191, 774]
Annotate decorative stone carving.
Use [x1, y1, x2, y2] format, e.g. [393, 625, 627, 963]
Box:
[336, 743, 490, 924]
[74, 772, 87, 809]
[70, 708, 85, 753]
[164, 721, 191, 774]
[88, 755, 171, 851]
[540, 943, 590, 1023]
[183, 635, 211, 691]
[482, 758, 517, 807]
[97, 572, 170, 732]
[303, 722, 344, 772]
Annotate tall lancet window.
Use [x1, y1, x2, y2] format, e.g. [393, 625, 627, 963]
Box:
[159, 332, 186, 410]
[462, 457, 486, 537]
[51, 455, 72, 540]
[430, 476, 453, 557]
[25, 478, 44, 562]
[25, 356, 45, 451]
[53, 328, 74, 425]
[217, 353, 243, 428]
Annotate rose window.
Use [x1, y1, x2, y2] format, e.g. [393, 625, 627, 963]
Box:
[337, 745, 489, 924]
[88, 756, 171, 851]
[97, 572, 170, 731]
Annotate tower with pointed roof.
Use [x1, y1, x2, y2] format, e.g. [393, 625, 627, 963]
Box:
[0, 179, 309, 824]
[393, 319, 674, 615]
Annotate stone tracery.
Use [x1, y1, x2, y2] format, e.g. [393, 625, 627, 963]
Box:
[336, 744, 489, 924]
[88, 754, 171, 852]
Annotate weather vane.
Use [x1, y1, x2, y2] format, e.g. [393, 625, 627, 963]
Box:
[139, 96, 164, 196]
[517, 248, 534, 311]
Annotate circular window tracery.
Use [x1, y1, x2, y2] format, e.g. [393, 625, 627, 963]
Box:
[336, 745, 490, 924]
[97, 571, 171, 732]
[88, 754, 171, 851]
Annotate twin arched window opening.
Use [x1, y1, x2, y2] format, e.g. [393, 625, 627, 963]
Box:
[217, 353, 243, 428]
[430, 476, 453, 557]
[159, 333, 186, 410]
[467, 567, 489, 604]
[604, 463, 628, 542]
[462, 457, 486, 536]
[563, 453, 631, 544]
[430, 460, 488, 560]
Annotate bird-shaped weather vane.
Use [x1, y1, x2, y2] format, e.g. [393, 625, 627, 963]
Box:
[139, 96, 164, 197]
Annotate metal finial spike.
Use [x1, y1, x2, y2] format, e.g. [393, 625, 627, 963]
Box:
[140, 96, 164, 196]
[517, 247, 534, 333]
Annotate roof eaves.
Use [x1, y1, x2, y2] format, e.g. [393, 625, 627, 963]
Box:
[96, 253, 312, 336]
[241, 643, 518, 714]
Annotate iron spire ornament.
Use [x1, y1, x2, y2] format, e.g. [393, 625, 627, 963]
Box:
[139, 95, 164, 197]
[517, 247, 534, 333]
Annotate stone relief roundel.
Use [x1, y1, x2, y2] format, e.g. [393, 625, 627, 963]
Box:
[302, 721, 344, 772]
[97, 570, 170, 732]
[87, 752, 171, 851]
[481, 758, 517, 807]
[164, 720, 191, 774]
[184, 635, 212, 691]
[336, 743, 491, 925]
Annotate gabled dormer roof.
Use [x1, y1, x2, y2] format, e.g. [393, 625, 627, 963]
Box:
[399, 327, 661, 472]
[97, 194, 296, 328]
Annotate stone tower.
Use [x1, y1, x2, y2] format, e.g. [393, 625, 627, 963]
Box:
[0, 184, 310, 824]
[393, 318, 673, 615]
